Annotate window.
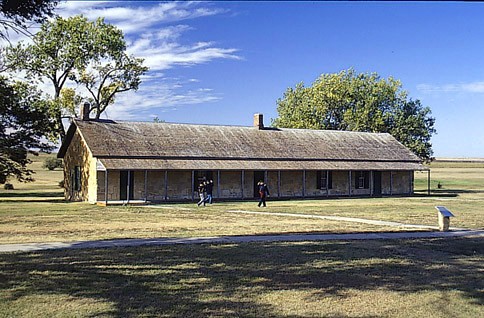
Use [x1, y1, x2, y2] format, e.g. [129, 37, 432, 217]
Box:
[317, 171, 332, 189]
[355, 171, 369, 189]
[73, 166, 81, 191]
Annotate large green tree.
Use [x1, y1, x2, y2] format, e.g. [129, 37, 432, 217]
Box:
[273, 69, 436, 162]
[0, 76, 55, 183]
[7, 15, 148, 139]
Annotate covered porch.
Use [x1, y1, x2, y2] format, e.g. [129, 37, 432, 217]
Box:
[95, 160, 427, 205]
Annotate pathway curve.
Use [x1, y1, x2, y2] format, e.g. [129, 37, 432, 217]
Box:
[226, 210, 465, 230]
[2, 209, 482, 253]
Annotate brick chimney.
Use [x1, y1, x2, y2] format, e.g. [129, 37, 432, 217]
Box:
[253, 113, 264, 129]
[80, 102, 90, 121]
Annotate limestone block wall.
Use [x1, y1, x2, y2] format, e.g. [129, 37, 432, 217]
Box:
[99, 170, 193, 201]
[304, 170, 328, 197]
[267, 171, 279, 197]
[96, 168, 415, 203]
[352, 187, 371, 196]
[279, 170, 303, 197]
[390, 171, 412, 194]
[167, 171, 192, 200]
[243, 171, 254, 198]
[97, 170, 105, 200]
[146, 171, 165, 201]
[219, 170, 243, 198]
[132, 171, 146, 200]
[97, 170, 145, 202]
[104, 170, 120, 201]
[381, 171, 391, 195]
[381, 171, 412, 195]
[351, 171, 371, 196]
[330, 171, 350, 196]
[63, 129, 97, 203]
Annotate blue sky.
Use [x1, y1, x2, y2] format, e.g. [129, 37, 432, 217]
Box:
[20, 1, 484, 157]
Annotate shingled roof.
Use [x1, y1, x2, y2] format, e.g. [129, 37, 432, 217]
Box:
[58, 119, 426, 171]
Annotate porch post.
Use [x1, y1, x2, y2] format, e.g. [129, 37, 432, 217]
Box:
[104, 170, 108, 205]
[164, 170, 168, 201]
[127, 170, 131, 204]
[217, 170, 221, 198]
[241, 170, 245, 199]
[144, 170, 148, 203]
[390, 171, 393, 196]
[277, 170, 281, 198]
[409, 170, 413, 195]
[370, 171, 374, 197]
[348, 170, 352, 197]
[326, 170, 329, 197]
[191, 170, 195, 201]
[302, 170, 306, 197]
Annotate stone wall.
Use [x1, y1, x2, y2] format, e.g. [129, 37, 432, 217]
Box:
[63, 129, 97, 203]
[219, 170, 243, 199]
[304, 170, 327, 197]
[330, 171, 350, 196]
[381, 170, 412, 195]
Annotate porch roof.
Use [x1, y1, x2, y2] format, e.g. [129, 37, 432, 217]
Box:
[97, 158, 427, 171]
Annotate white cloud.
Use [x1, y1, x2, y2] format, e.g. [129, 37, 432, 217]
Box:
[57, 1, 225, 34]
[42, 1, 240, 117]
[462, 82, 484, 93]
[100, 77, 222, 121]
[2, 1, 239, 120]
[417, 82, 484, 93]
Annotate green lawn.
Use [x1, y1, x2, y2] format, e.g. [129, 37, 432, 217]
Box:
[0, 156, 483, 317]
[0, 156, 483, 244]
[0, 238, 482, 317]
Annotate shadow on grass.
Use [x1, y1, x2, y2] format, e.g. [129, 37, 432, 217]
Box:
[412, 188, 484, 197]
[0, 191, 63, 198]
[0, 191, 66, 203]
[0, 237, 482, 317]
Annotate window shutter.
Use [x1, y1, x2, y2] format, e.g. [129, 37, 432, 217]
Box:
[355, 171, 359, 189]
[328, 171, 333, 189]
[364, 171, 370, 189]
[316, 171, 321, 189]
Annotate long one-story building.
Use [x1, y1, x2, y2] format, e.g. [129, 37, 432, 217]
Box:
[57, 112, 427, 205]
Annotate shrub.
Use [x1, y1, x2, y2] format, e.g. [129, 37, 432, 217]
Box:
[4, 183, 14, 190]
[43, 157, 63, 170]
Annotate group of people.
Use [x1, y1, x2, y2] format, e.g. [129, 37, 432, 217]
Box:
[197, 179, 214, 206]
[196, 179, 270, 207]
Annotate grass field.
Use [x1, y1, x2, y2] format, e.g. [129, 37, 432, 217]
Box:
[0, 155, 483, 244]
[0, 155, 483, 317]
[1, 237, 482, 318]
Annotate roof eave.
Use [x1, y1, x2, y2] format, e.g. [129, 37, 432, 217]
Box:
[57, 121, 78, 158]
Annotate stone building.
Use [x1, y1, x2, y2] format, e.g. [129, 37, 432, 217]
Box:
[57, 113, 427, 205]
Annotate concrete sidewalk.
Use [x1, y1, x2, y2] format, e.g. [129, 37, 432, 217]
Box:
[1, 230, 483, 253]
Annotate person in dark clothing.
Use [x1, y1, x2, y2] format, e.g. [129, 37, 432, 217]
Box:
[257, 181, 270, 207]
[197, 182, 206, 206]
[204, 179, 214, 204]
